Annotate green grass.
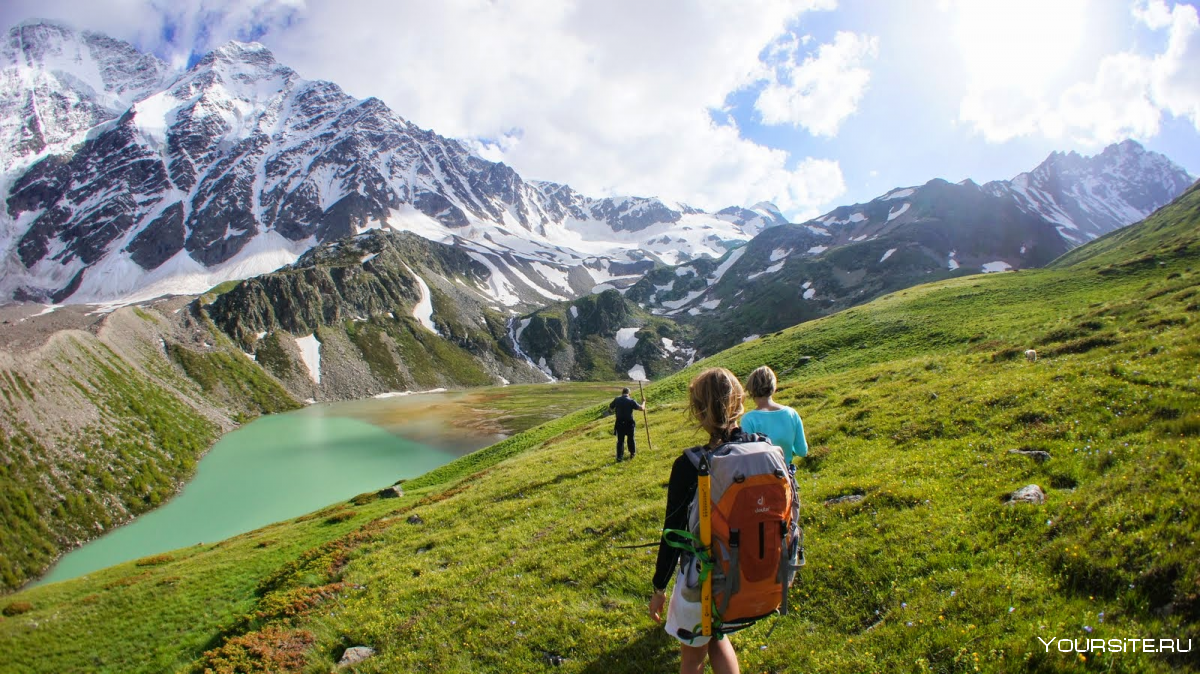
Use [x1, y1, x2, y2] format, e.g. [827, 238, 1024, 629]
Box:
[0, 343, 222, 591]
[167, 343, 302, 415]
[2, 193, 1199, 673]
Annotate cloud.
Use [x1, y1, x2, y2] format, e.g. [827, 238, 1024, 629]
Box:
[753, 30, 880, 136]
[957, 0, 1200, 145]
[2, 0, 852, 217]
[254, 0, 848, 216]
[0, 0, 303, 67]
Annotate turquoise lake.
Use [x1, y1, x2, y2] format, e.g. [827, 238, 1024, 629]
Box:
[38, 395, 503, 586]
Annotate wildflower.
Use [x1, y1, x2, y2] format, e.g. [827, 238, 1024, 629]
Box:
[1083, 626, 1092, 633]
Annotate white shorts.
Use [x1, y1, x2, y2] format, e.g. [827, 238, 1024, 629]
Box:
[664, 569, 710, 647]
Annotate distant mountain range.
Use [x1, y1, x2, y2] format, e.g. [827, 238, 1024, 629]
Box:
[0, 20, 779, 306]
[629, 140, 1195, 352]
[1, 19, 1196, 381]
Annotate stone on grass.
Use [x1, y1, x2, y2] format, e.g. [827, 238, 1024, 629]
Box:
[406, 514, 424, 525]
[338, 646, 376, 667]
[379, 485, 404, 499]
[824, 494, 864, 506]
[1008, 449, 1051, 463]
[1007, 484, 1045, 505]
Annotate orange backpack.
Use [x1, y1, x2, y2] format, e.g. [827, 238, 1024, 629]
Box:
[666, 437, 805, 636]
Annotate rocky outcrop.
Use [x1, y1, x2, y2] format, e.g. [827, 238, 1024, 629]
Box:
[205, 229, 546, 398]
[511, 289, 695, 381]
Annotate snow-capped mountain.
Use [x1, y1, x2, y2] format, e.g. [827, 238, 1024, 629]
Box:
[0, 20, 169, 171]
[984, 139, 1195, 245]
[632, 141, 1195, 351]
[0, 21, 775, 306]
[805, 141, 1194, 255]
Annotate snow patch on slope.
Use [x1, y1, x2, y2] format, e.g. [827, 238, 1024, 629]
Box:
[296, 334, 321, 384]
[887, 203, 910, 221]
[615, 327, 640, 348]
[403, 263, 440, 335]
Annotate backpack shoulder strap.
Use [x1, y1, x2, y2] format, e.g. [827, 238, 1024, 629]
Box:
[682, 446, 707, 468]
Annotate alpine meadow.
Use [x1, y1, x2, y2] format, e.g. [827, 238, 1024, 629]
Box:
[2, 180, 1197, 673]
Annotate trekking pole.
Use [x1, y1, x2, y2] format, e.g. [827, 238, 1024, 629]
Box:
[698, 453, 713, 637]
[637, 379, 653, 452]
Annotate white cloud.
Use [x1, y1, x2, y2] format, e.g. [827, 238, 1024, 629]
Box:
[261, 0, 848, 217]
[957, 0, 1200, 145]
[1, 0, 850, 218]
[753, 30, 880, 136]
[1147, 0, 1200, 128]
[1055, 53, 1161, 142]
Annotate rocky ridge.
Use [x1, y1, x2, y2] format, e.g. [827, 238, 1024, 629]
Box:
[634, 141, 1195, 352]
[0, 21, 776, 308]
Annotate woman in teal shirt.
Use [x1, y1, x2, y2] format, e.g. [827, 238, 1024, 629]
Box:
[740, 366, 807, 467]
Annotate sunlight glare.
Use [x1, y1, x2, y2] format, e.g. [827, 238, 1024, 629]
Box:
[952, 0, 1087, 93]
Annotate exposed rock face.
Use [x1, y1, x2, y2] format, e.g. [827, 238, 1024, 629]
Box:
[985, 140, 1196, 245]
[204, 229, 547, 398]
[1008, 449, 1051, 463]
[338, 646, 376, 667]
[0, 20, 168, 168]
[633, 141, 1195, 353]
[0, 21, 774, 306]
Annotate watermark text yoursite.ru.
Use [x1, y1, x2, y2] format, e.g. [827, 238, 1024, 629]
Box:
[1039, 637, 1193, 653]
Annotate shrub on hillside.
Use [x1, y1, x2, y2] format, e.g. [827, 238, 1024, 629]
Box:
[3, 601, 32, 616]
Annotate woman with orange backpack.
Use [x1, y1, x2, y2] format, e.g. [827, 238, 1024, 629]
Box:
[647, 367, 746, 674]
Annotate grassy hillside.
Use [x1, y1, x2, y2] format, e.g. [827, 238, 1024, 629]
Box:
[0, 302, 303, 592]
[1, 195, 1197, 673]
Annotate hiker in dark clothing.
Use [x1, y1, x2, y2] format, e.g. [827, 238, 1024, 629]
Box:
[648, 367, 744, 674]
[609, 387, 645, 462]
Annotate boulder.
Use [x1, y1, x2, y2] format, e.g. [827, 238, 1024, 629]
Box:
[379, 485, 404, 499]
[1007, 484, 1045, 505]
[338, 646, 376, 668]
[406, 514, 424, 525]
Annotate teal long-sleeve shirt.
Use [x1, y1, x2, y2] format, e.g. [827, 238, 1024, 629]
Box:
[740, 406, 807, 465]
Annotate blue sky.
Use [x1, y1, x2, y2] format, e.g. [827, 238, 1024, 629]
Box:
[729, 0, 1200, 207]
[4, 0, 1199, 219]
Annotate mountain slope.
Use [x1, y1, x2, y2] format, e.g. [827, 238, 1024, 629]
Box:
[637, 141, 1194, 352]
[986, 139, 1196, 245]
[204, 229, 546, 399]
[0, 20, 168, 169]
[2, 169, 1197, 673]
[0, 21, 772, 307]
[0, 298, 300, 590]
[510, 289, 696, 381]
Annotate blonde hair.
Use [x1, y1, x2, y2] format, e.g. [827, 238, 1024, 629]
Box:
[745, 365, 777, 399]
[688, 367, 745, 445]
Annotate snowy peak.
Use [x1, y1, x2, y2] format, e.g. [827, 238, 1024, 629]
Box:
[987, 140, 1195, 244]
[0, 23, 769, 306]
[0, 20, 169, 167]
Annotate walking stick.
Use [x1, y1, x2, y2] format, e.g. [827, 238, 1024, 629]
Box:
[697, 453, 713, 636]
[637, 379, 653, 452]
